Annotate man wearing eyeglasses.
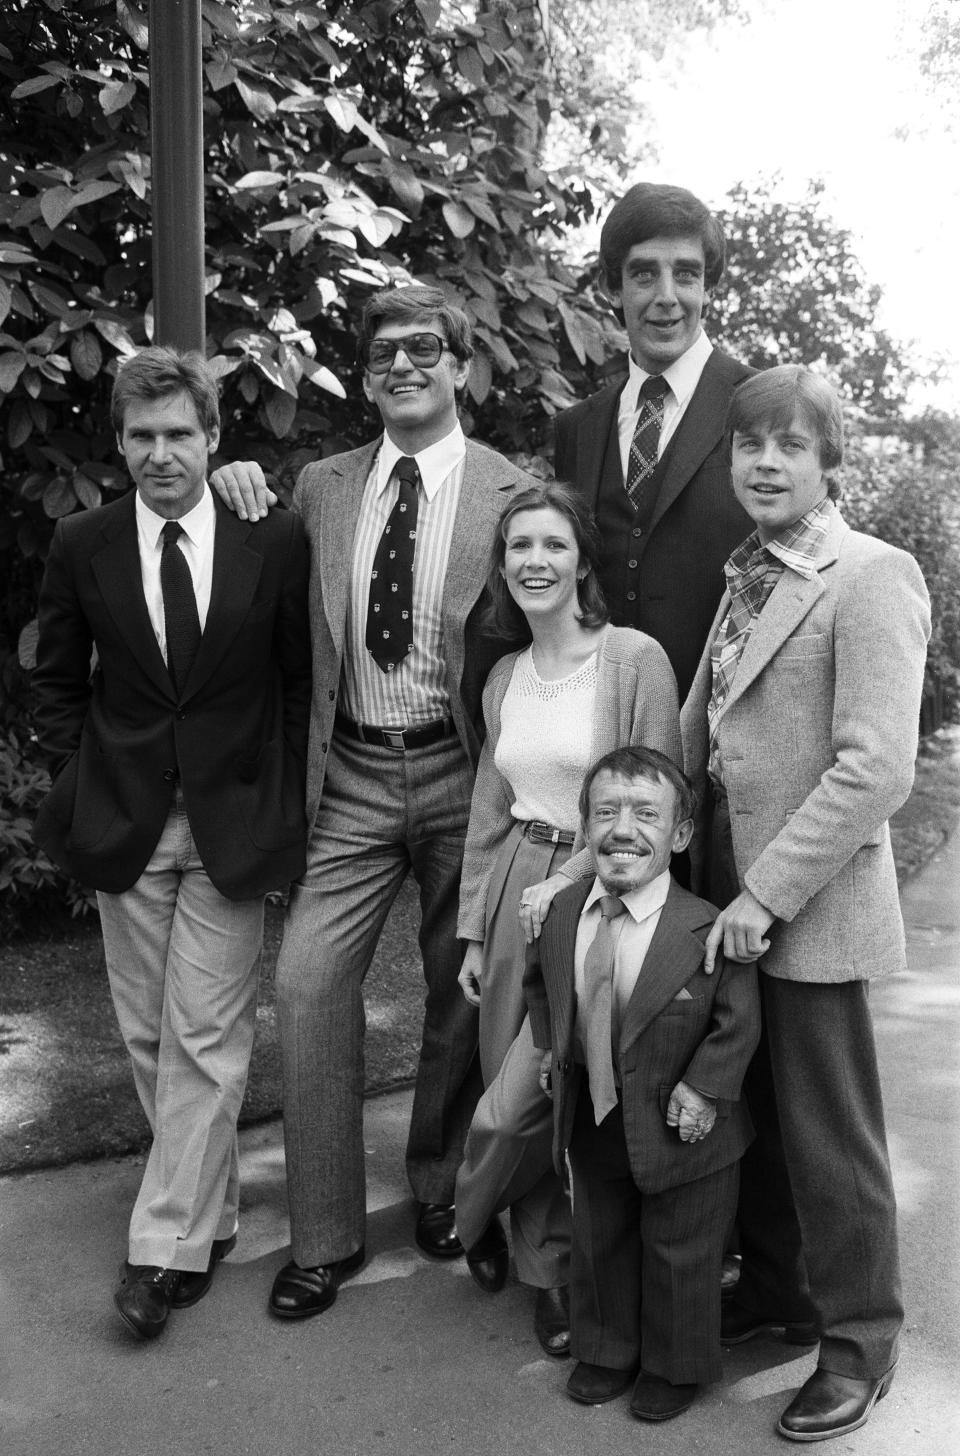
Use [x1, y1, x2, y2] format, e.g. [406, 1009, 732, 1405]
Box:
[212, 285, 531, 1318]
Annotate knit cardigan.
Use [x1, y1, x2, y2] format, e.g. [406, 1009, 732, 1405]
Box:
[457, 625, 681, 942]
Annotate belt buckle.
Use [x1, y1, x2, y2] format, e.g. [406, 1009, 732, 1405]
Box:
[383, 728, 406, 752]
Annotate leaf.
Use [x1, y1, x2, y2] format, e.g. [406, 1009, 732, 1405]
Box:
[70, 330, 103, 381]
[456, 45, 485, 89]
[17, 620, 39, 672]
[300, 358, 346, 399]
[11, 75, 63, 99]
[205, 355, 240, 380]
[384, 161, 424, 214]
[467, 350, 492, 406]
[324, 94, 357, 132]
[235, 78, 277, 121]
[558, 302, 587, 365]
[93, 318, 137, 356]
[99, 80, 137, 116]
[7, 400, 31, 448]
[0, 246, 36, 265]
[415, 0, 441, 30]
[28, 282, 72, 319]
[0, 278, 10, 328]
[73, 473, 102, 510]
[235, 171, 285, 191]
[118, 0, 150, 50]
[0, 352, 27, 393]
[264, 388, 297, 438]
[43, 476, 78, 519]
[205, 58, 237, 91]
[442, 201, 475, 239]
[39, 185, 77, 232]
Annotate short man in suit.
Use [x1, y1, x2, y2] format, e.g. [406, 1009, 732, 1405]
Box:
[524, 746, 759, 1420]
[211, 286, 531, 1318]
[682, 365, 931, 1441]
[32, 347, 311, 1339]
[554, 181, 753, 704]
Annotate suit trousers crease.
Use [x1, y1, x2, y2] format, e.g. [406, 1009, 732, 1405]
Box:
[709, 787, 903, 1379]
[454, 825, 572, 1286]
[276, 731, 481, 1268]
[568, 1089, 736, 1384]
[98, 795, 264, 1270]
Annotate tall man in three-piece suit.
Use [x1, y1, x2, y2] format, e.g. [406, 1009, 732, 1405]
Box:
[553, 182, 753, 703]
[212, 285, 531, 1318]
[32, 347, 312, 1340]
[682, 366, 931, 1442]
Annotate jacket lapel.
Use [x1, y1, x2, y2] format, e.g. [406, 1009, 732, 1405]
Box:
[579, 382, 623, 509]
[90, 493, 172, 697]
[544, 880, 593, 1054]
[645, 351, 731, 540]
[318, 440, 378, 655]
[618, 882, 713, 1057]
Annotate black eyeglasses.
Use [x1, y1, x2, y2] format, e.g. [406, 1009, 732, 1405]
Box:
[360, 332, 450, 374]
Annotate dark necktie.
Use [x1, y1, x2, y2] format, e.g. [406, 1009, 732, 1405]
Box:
[625, 374, 668, 509]
[365, 456, 420, 672]
[581, 893, 627, 1124]
[160, 520, 201, 693]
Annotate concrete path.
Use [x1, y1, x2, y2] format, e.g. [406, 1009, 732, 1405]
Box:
[2, 832, 958, 1456]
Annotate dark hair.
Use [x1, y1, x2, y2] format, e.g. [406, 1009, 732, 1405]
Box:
[483, 480, 609, 641]
[111, 345, 220, 436]
[358, 284, 474, 365]
[579, 746, 694, 826]
[599, 182, 726, 296]
[726, 365, 844, 498]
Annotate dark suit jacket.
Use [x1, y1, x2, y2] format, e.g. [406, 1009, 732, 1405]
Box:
[32, 490, 312, 899]
[523, 877, 759, 1194]
[554, 349, 753, 700]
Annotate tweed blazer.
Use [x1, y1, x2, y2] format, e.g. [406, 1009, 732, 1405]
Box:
[523, 877, 759, 1194]
[292, 436, 532, 823]
[457, 626, 681, 943]
[681, 508, 931, 982]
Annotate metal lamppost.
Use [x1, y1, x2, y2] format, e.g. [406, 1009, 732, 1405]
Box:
[148, 0, 205, 350]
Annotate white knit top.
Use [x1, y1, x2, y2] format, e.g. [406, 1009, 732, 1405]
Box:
[495, 647, 599, 829]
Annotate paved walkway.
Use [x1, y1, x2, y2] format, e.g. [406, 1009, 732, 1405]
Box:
[1, 831, 958, 1456]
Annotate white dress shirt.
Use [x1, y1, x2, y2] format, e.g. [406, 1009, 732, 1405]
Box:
[616, 329, 714, 480]
[135, 485, 215, 664]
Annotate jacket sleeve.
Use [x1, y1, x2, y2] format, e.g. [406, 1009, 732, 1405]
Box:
[457, 656, 518, 942]
[32, 519, 96, 775]
[683, 954, 761, 1103]
[745, 547, 930, 921]
[273, 511, 313, 781]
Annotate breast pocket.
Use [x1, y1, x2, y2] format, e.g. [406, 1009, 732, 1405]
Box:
[778, 633, 829, 660]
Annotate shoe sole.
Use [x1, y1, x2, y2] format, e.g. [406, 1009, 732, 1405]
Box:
[722, 1320, 818, 1347]
[776, 1367, 895, 1442]
[268, 1249, 365, 1320]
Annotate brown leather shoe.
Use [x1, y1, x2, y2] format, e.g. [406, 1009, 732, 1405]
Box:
[415, 1202, 464, 1259]
[777, 1364, 896, 1442]
[566, 1360, 635, 1405]
[465, 1217, 509, 1293]
[172, 1234, 237, 1308]
[268, 1246, 365, 1320]
[629, 1369, 699, 1421]
[534, 1285, 571, 1358]
[114, 1263, 181, 1339]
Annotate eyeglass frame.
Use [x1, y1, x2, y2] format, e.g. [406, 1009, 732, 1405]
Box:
[359, 331, 454, 375]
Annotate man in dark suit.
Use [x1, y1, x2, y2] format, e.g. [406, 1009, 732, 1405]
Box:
[32, 346, 311, 1341]
[554, 182, 753, 703]
[524, 747, 759, 1420]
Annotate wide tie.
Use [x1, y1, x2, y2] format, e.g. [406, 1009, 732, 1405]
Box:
[365, 455, 420, 672]
[160, 520, 201, 694]
[625, 374, 668, 509]
[581, 893, 627, 1125]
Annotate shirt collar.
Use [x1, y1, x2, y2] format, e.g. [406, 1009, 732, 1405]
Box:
[624, 329, 713, 413]
[377, 423, 466, 501]
[584, 868, 672, 924]
[136, 483, 214, 548]
[727, 496, 835, 585]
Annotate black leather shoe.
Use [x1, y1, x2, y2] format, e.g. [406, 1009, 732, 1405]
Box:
[268, 1246, 365, 1320]
[777, 1364, 896, 1442]
[566, 1360, 635, 1405]
[465, 1217, 509, 1293]
[629, 1369, 699, 1421]
[721, 1297, 818, 1346]
[114, 1263, 181, 1339]
[172, 1233, 238, 1308]
[534, 1285, 571, 1358]
[415, 1202, 464, 1259]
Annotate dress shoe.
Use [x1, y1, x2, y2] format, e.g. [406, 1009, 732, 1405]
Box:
[721, 1297, 818, 1346]
[566, 1360, 635, 1405]
[777, 1364, 896, 1442]
[465, 1217, 509, 1293]
[629, 1369, 699, 1421]
[114, 1262, 181, 1339]
[172, 1233, 238, 1308]
[415, 1202, 464, 1259]
[720, 1252, 742, 1296]
[268, 1246, 365, 1320]
[534, 1285, 571, 1358]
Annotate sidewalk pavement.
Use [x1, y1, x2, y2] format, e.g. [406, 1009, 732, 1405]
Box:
[2, 831, 958, 1456]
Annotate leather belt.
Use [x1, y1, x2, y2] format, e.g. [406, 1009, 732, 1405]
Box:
[334, 711, 456, 753]
[523, 820, 576, 847]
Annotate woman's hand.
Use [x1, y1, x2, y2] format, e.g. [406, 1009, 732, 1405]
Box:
[518, 874, 570, 944]
[458, 941, 484, 1006]
[537, 1050, 553, 1098]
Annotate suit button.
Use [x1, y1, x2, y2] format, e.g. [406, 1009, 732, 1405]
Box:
[328, 689, 335, 701]
[162, 768, 176, 782]
[632, 527, 642, 538]
[321, 741, 328, 753]
[626, 591, 637, 602]
[628, 558, 638, 569]
[176, 710, 186, 721]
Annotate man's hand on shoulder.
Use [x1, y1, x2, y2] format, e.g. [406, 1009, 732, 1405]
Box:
[209, 461, 277, 520]
[704, 888, 773, 975]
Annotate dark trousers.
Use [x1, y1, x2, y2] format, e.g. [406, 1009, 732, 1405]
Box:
[568, 1087, 737, 1384]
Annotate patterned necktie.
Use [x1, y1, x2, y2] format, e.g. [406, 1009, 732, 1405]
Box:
[160, 520, 201, 693]
[581, 893, 627, 1125]
[365, 456, 420, 672]
[625, 374, 668, 509]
